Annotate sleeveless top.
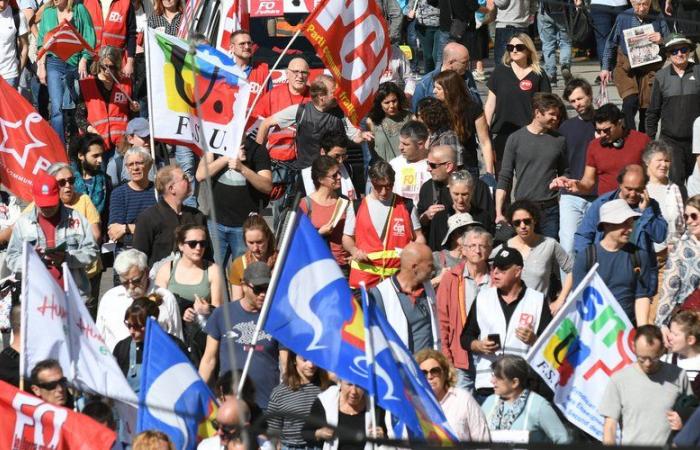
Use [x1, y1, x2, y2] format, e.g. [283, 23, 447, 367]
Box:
[167, 259, 211, 314]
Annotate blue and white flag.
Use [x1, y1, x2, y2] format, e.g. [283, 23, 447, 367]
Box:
[138, 318, 217, 449]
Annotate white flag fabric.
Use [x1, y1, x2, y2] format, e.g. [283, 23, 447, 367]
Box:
[146, 29, 251, 159]
[526, 265, 636, 441]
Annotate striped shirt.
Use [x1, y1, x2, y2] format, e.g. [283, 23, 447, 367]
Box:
[266, 383, 323, 446]
[108, 182, 157, 226]
[662, 353, 700, 384]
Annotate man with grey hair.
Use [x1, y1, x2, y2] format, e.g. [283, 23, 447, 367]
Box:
[96, 248, 182, 351]
[390, 120, 431, 204]
[437, 225, 493, 391]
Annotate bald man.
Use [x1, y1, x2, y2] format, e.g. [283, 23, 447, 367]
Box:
[198, 398, 251, 450]
[412, 42, 482, 112]
[368, 242, 440, 352]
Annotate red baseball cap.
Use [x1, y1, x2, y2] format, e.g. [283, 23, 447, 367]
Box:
[32, 171, 60, 208]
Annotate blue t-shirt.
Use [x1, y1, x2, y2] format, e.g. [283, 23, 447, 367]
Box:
[558, 115, 595, 196]
[204, 301, 279, 409]
[572, 243, 655, 324]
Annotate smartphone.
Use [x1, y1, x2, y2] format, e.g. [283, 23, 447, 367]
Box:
[487, 333, 501, 349]
[45, 241, 67, 254]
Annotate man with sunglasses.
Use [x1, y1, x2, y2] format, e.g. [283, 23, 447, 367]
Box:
[646, 34, 700, 189]
[198, 398, 251, 450]
[29, 359, 68, 407]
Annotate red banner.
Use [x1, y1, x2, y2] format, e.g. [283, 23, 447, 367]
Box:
[0, 380, 116, 450]
[302, 0, 390, 125]
[0, 77, 68, 201]
[249, 0, 283, 16]
[37, 20, 94, 61]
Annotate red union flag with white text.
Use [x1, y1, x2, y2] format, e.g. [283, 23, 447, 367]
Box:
[0, 77, 67, 201]
[0, 380, 116, 450]
[303, 0, 390, 125]
[37, 20, 94, 61]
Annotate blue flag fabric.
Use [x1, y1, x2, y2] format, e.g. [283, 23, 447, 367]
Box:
[264, 214, 457, 443]
[138, 318, 217, 449]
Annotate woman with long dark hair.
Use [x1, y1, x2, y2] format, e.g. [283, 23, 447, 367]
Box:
[365, 82, 414, 163]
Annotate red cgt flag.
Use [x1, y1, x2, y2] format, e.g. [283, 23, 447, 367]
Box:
[0, 380, 116, 450]
[302, 0, 390, 125]
[0, 76, 68, 201]
[37, 19, 94, 61]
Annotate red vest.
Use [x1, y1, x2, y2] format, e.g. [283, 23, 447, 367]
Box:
[253, 84, 310, 161]
[348, 195, 415, 289]
[83, 0, 131, 50]
[80, 76, 131, 148]
[246, 62, 270, 98]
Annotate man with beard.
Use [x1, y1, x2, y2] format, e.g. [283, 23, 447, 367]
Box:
[495, 93, 568, 239]
[70, 133, 110, 223]
[96, 248, 183, 351]
[230, 30, 269, 98]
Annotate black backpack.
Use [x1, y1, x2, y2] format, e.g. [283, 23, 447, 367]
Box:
[584, 243, 643, 283]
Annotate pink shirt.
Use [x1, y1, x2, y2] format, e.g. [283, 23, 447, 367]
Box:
[440, 387, 491, 442]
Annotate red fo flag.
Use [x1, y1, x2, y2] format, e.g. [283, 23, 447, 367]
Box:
[302, 0, 390, 125]
[0, 77, 68, 201]
[219, 0, 249, 51]
[37, 20, 94, 61]
[0, 380, 116, 450]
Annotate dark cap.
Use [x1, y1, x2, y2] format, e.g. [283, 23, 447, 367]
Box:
[492, 246, 524, 270]
[243, 261, 271, 286]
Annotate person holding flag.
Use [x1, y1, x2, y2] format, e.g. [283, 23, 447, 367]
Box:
[228, 29, 268, 98]
[81, 0, 136, 78]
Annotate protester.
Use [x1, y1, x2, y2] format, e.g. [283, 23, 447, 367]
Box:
[69, 133, 110, 221]
[266, 352, 332, 449]
[432, 213, 479, 286]
[600, 325, 691, 446]
[344, 161, 424, 289]
[437, 227, 492, 391]
[415, 349, 490, 441]
[572, 199, 656, 325]
[462, 246, 552, 403]
[537, 0, 571, 87]
[200, 261, 282, 410]
[482, 355, 570, 443]
[229, 29, 269, 96]
[418, 97, 463, 164]
[301, 131, 357, 201]
[412, 0, 441, 74]
[662, 310, 700, 384]
[96, 249, 182, 351]
[0, 304, 20, 386]
[299, 156, 353, 273]
[132, 430, 176, 450]
[29, 359, 68, 406]
[492, 0, 535, 65]
[228, 215, 277, 300]
[369, 242, 439, 352]
[674, 406, 700, 447]
[155, 224, 224, 366]
[81, 0, 136, 75]
[147, 0, 182, 36]
[0, 0, 28, 88]
[198, 398, 251, 450]
[6, 171, 98, 301]
[495, 92, 568, 238]
[107, 118, 155, 186]
[484, 33, 551, 167]
[390, 120, 431, 204]
[366, 82, 414, 163]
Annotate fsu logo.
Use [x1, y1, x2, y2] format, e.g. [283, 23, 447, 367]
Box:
[392, 218, 406, 237]
[519, 79, 533, 91]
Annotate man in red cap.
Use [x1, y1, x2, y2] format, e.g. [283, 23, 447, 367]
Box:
[5, 171, 98, 300]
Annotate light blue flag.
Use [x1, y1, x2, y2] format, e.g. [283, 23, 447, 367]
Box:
[138, 318, 218, 449]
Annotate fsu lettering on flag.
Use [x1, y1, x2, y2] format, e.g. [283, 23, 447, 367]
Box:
[302, 0, 390, 125]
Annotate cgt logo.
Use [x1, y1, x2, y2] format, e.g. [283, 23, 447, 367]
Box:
[12, 392, 68, 448]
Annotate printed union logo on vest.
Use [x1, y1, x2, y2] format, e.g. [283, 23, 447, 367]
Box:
[392, 218, 406, 237]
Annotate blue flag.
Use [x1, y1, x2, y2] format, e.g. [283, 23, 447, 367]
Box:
[138, 318, 217, 449]
[264, 214, 457, 443]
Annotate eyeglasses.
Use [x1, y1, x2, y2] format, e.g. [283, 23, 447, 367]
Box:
[512, 218, 533, 227]
[427, 161, 449, 169]
[184, 239, 207, 249]
[57, 177, 76, 187]
[685, 212, 699, 221]
[126, 160, 146, 168]
[372, 183, 393, 192]
[35, 377, 67, 390]
[100, 63, 116, 72]
[506, 44, 527, 53]
[124, 321, 144, 330]
[669, 46, 690, 56]
[326, 171, 341, 179]
[421, 367, 443, 377]
[288, 69, 310, 77]
[235, 41, 253, 47]
[120, 272, 145, 287]
[637, 355, 662, 363]
[211, 419, 240, 438]
[249, 284, 269, 295]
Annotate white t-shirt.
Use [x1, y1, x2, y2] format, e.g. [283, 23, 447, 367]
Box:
[389, 156, 431, 205]
[0, 6, 28, 80]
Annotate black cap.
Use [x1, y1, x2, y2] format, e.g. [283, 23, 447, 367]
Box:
[243, 261, 271, 286]
[493, 246, 524, 270]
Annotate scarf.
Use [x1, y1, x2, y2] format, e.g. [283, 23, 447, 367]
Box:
[489, 389, 530, 431]
[71, 162, 107, 214]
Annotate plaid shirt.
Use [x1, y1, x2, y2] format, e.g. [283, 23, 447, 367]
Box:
[147, 12, 182, 37]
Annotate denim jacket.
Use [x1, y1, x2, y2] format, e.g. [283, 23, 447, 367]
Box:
[6, 204, 98, 298]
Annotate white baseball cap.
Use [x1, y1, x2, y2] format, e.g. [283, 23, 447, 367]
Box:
[599, 199, 641, 226]
[441, 213, 483, 247]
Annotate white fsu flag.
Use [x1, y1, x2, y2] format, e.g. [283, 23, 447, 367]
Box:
[526, 264, 636, 441]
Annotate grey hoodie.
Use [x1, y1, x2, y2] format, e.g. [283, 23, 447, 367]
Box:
[495, 0, 537, 28]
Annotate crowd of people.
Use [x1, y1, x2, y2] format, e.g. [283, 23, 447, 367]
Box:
[4, 0, 700, 447]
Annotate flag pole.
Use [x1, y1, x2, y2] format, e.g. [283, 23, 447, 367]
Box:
[19, 243, 28, 391]
[242, 28, 303, 124]
[237, 193, 302, 396]
[143, 27, 159, 201]
[360, 282, 378, 448]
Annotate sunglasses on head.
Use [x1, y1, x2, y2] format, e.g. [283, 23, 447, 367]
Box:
[57, 177, 76, 187]
[421, 367, 442, 377]
[669, 46, 690, 56]
[506, 44, 527, 53]
[512, 218, 533, 227]
[184, 240, 207, 249]
[35, 377, 67, 390]
[685, 212, 699, 221]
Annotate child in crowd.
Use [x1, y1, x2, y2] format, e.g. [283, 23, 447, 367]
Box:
[663, 310, 700, 384]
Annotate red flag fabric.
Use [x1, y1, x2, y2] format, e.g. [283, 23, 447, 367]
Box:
[37, 20, 94, 61]
[302, 0, 390, 125]
[219, 0, 249, 51]
[178, 0, 202, 39]
[0, 77, 68, 201]
[0, 380, 116, 450]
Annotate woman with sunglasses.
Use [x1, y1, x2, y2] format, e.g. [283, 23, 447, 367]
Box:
[415, 348, 490, 441]
[484, 33, 551, 171]
[494, 200, 572, 311]
[656, 195, 700, 340]
[228, 215, 277, 300]
[155, 224, 223, 365]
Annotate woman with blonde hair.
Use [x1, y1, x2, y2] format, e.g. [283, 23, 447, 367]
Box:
[415, 348, 490, 441]
[484, 33, 551, 171]
[228, 215, 277, 300]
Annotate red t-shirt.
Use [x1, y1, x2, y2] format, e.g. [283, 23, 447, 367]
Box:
[37, 211, 63, 283]
[252, 84, 310, 161]
[585, 130, 650, 195]
[299, 197, 350, 267]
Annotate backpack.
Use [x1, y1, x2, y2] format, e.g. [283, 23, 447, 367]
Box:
[584, 243, 642, 280]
